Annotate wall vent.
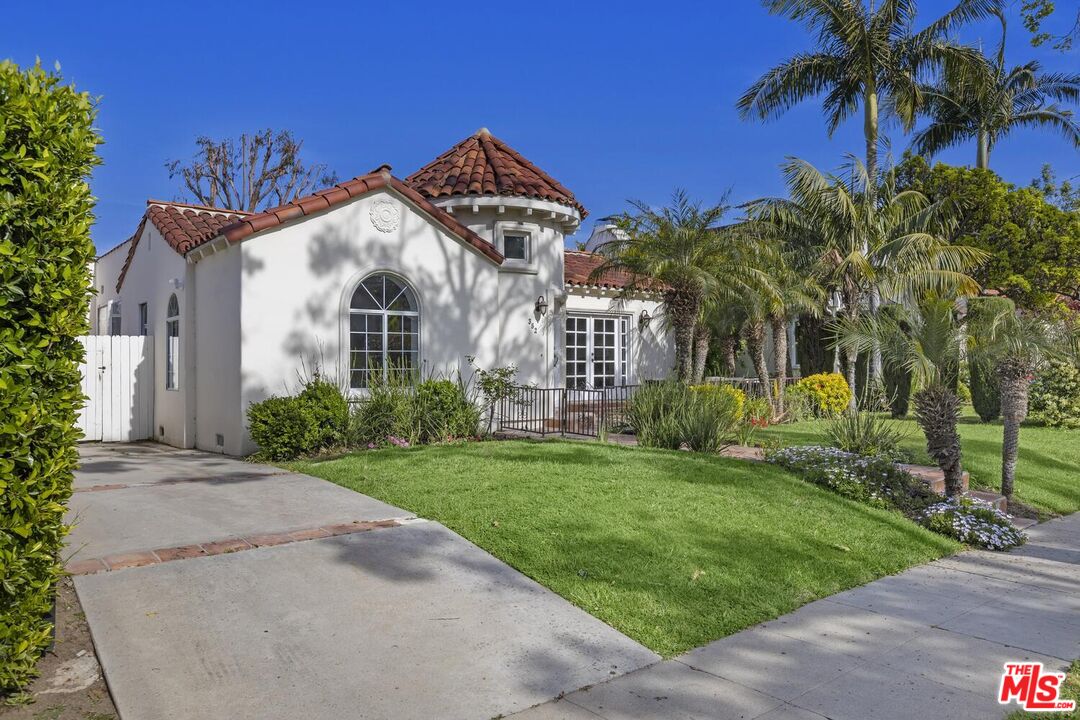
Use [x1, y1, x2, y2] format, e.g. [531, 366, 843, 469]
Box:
[215, 434, 225, 447]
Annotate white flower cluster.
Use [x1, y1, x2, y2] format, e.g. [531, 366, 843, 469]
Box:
[921, 498, 1026, 550]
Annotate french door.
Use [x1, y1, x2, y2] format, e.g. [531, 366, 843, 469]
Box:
[565, 315, 629, 389]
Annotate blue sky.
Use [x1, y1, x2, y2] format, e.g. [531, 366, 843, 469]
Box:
[3, 1, 1078, 254]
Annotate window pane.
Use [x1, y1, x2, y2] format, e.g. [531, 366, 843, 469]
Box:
[504, 234, 527, 260]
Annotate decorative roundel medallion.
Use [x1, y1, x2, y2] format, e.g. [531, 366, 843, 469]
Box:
[369, 199, 400, 233]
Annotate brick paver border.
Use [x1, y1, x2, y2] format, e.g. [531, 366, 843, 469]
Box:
[66, 518, 404, 576]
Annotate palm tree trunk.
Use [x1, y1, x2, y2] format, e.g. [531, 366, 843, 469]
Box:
[913, 385, 965, 497]
[745, 319, 773, 405]
[998, 359, 1030, 503]
[666, 289, 697, 382]
[864, 83, 883, 392]
[692, 323, 710, 384]
[845, 348, 858, 410]
[770, 314, 788, 415]
[976, 131, 990, 170]
[720, 333, 738, 378]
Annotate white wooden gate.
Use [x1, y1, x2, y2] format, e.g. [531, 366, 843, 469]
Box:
[77, 335, 155, 442]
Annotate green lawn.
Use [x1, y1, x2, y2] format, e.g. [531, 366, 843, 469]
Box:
[756, 412, 1080, 517]
[290, 440, 957, 657]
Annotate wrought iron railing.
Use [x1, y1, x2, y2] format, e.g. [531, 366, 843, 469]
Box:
[700, 376, 800, 398]
[498, 385, 639, 438]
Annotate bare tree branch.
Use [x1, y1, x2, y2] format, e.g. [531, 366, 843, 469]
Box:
[165, 129, 338, 212]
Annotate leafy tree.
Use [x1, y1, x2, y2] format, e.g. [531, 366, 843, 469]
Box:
[1021, 0, 1080, 51]
[0, 60, 100, 692]
[912, 10, 1080, 169]
[595, 191, 772, 381]
[1030, 164, 1080, 212]
[969, 307, 1078, 501]
[898, 154, 1080, 309]
[745, 156, 986, 405]
[166, 128, 337, 211]
[834, 295, 969, 495]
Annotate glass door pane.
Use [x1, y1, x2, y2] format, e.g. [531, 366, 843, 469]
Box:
[565, 317, 588, 389]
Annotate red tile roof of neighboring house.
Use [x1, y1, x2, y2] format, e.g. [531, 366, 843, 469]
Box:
[405, 129, 587, 217]
[563, 250, 641, 290]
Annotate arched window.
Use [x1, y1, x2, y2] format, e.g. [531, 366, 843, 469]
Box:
[165, 294, 180, 390]
[349, 273, 419, 389]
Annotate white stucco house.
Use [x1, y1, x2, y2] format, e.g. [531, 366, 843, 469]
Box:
[91, 129, 674, 455]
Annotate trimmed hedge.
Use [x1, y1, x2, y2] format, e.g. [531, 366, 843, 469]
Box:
[967, 296, 1015, 422]
[0, 61, 101, 693]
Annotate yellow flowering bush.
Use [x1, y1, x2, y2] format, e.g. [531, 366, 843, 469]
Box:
[794, 373, 852, 417]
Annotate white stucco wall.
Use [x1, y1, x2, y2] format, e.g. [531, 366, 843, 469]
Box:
[93, 224, 192, 447]
[192, 246, 242, 455]
[448, 202, 570, 387]
[236, 189, 506, 454]
[562, 291, 673, 384]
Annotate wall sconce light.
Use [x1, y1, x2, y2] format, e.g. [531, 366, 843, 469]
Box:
[639, 309, 652, 328]
[535, 295, 549, 316]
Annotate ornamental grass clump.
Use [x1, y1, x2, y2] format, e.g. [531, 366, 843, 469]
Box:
[920, 497, 1025, 550]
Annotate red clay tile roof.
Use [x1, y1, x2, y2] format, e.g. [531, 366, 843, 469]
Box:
[564, 250, 640, 290]
[115, 171, 505, 291]
[405, 129, 587, 217]
[148, 202, 249, 254]
[218, 170, 503, 264]
[116, 201, 248, 291]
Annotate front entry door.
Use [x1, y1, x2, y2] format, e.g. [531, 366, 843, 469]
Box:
[565, 315, 628, 389]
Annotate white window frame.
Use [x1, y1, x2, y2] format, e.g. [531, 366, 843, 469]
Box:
[347, 273, 421, 391]
[165, 294, 180, 391]
[494, 221, 539, 272]
[564, 313, 632, 389]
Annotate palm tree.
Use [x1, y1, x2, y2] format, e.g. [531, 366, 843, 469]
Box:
[738, 0, 995, 381]
[745, 157, 987, 405]
[834, 295, 970, 495]
[767, 255, 825, 415]
[595, 191, 772, 382]
[738, 0, 994, 193]
[912, 11, 1080, 169]
[968, 307, 1078, 502]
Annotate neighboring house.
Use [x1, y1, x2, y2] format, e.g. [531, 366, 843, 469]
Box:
[92, 129, 673, 455]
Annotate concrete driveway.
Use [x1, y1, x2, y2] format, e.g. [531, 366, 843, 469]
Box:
[68, 444, 658, 720]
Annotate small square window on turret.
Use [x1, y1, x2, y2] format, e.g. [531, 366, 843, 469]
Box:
[504, 233, 528, 261]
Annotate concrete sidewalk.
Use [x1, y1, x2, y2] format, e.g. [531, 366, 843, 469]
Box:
[69, 444, 658, 720]
[512, 514, 1080, 720]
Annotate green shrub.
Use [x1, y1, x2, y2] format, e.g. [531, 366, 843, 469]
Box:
[690, 384, 746, 418]
[297, 378, 349, 449]
[793, 373, 851, 417]
[350, 373, 417, 447]
[783, 384, 817, 422]
[825, 410, 910, 462]
[967, 297, 1014, 422]
[414, 379, 480, 442]
[247, 396, 320, 461]
[628, 381, 741, 452]
[0, 61, 101, 694]
[1030, 360, 1080, 429]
